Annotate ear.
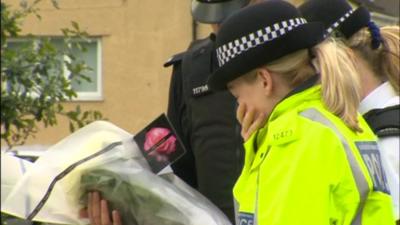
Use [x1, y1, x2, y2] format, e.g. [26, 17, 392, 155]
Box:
[256, 68, 273, 96]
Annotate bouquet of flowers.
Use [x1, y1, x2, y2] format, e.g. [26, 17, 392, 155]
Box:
[1, 117, 232, 225]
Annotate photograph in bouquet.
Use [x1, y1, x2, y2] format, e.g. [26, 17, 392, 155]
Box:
[144, 127, 177, 162]
[133, 114, 186, 173]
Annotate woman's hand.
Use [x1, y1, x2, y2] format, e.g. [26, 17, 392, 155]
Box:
[79, 192, 122, 225]
[237, 103, 267, 141]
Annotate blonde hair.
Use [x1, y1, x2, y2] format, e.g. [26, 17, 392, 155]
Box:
[265, 39, 362, 132]
[346, 26, 400, 94]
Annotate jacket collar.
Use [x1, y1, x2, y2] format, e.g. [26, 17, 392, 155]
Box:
[269, 75, 320, 122]
[250, 76, 321, 151]
[359, 81, 399, 115]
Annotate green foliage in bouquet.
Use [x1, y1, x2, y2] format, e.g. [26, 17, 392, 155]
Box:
[0, 212, 38, 225]
[0, 212, 12, 225]
[80, 170, 189, 225]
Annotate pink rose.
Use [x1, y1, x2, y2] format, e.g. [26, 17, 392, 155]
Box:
[144, 127, 177, 156]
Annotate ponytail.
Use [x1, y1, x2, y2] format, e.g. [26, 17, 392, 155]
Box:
[265, 38, 362, 132]
[312, 39, 362, 132]
[347, 25, 400, 94]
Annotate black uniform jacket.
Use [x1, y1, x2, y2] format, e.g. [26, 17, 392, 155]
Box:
[164, 35, 244, 223]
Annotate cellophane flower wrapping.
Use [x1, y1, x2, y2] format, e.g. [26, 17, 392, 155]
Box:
[1, 120, 232, 225]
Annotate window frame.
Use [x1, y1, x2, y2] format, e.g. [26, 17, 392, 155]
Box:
[72, 37, 103, 101]
[6, 37, 103, 101]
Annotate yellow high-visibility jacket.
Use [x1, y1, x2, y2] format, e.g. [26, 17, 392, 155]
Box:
[233, 85, 394, 225]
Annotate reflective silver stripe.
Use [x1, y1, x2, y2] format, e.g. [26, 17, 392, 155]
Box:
[234, 198, 240, 225]
[300, 108, 369, 225]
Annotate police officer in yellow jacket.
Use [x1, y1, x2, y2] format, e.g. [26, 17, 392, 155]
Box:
[298, 1, 400, 222]
[207, 1, 395, 224]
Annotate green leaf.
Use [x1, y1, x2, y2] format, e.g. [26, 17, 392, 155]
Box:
[69, 122, 75, 132]
[71, 21, 79, 31]
[51, 0, 60, 9]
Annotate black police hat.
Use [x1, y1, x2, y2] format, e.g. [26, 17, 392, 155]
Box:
[207, 0, 325, 90]
[298, 0, 371, 39]
[191, 0, 250, 24]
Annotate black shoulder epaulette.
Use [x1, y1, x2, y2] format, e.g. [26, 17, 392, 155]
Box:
[363, 104, 400, 137]
[164, 52, 185, 68]
[164, 36, 214, 68]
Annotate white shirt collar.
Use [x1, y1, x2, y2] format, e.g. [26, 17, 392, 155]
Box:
[359, 82, 399, 115]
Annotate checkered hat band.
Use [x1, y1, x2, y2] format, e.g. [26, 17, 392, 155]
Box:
[325, 9, 354, 35]
[216, 17, 307, 66]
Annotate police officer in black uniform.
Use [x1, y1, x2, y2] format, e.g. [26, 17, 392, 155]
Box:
[164, 0, 251, 223]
